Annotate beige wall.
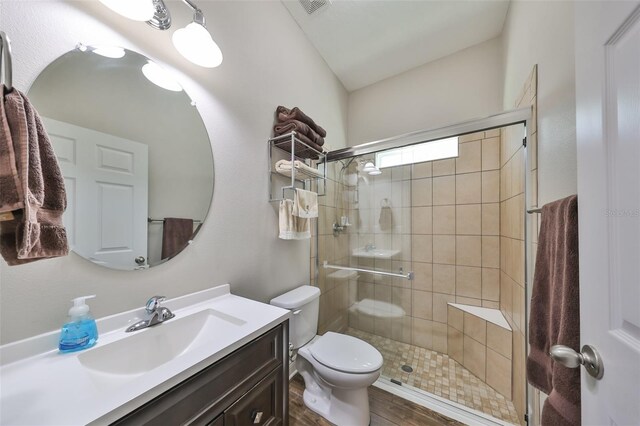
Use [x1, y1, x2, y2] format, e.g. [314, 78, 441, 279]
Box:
[502, 0, 576, 206]
[0, 0, 348, 344]
[347, 38, 503, 146]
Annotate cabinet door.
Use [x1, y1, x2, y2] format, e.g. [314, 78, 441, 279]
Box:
[206, 414, 224, 426]
[112, 324, 284, 426]
[225, 369, 283, 426]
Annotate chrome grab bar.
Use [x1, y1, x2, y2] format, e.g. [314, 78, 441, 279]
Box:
[322, 261, 414, 280]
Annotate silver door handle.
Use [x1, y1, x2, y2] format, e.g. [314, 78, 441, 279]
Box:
[550, 344, 604, 380]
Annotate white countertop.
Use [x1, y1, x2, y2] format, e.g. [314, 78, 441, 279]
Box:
[0, 285, 290, 425]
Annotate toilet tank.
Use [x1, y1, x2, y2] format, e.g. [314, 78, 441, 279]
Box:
[270, 285, 320, 349]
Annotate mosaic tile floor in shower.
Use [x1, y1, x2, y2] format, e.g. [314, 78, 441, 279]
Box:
[345, 328, 521, 425]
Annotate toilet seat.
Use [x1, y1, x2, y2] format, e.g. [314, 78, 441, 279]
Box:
[309, 332, 383, 374]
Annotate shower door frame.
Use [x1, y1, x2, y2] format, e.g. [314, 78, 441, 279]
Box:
[322, 107, 535, 426]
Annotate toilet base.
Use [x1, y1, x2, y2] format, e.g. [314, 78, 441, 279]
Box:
[301, 381, 371, 426]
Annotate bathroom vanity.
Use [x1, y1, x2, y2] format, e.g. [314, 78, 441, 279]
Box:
[0, 285, 290, 425]
[113, 323, 286, 425]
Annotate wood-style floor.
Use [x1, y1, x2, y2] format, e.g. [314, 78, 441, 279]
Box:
[289, 375, 464, 426]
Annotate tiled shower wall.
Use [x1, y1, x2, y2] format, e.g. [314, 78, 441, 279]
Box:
[500, 65, 538, 424]
[347, 132, 502, 354]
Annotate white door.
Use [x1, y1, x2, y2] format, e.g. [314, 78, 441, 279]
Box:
[45, 118, 149, 270]
[575, 2, 640, 424]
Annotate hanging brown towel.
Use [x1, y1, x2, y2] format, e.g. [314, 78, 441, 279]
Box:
[0, 86, 23, 214]
[161, 218, 194, 260]
[0, 85, 69, 265]
[527, 195, 580, 426]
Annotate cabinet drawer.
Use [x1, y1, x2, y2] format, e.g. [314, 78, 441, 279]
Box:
[112, 324, 284, 426]
[225, 368, 283, 426]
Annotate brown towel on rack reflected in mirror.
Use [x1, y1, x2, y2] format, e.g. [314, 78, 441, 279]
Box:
[276, 105, 327, 137]
[161, 218, 194, 260]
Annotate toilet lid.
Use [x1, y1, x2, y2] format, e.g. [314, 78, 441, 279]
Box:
[309, 332, 383, 373]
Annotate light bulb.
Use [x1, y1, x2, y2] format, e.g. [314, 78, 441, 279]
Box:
[172, 22, 223, 68]
[142, 61, 183, 92]
[362, 161, 377, 172]
[92, 46, 126, 59]
[368, 169, 382, 176]
[98, 0, 155, 21]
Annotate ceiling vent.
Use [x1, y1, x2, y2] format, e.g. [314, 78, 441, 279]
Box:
[298, 0, 330, 15]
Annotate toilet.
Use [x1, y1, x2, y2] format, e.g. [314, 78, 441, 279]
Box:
[270, 285, 383, 426]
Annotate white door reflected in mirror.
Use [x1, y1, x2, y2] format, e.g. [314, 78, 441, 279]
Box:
[46, 118, 149, 270]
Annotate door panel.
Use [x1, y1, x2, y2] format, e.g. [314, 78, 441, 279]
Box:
[46, 117, 149, 270]
[575, 2, 640, 424]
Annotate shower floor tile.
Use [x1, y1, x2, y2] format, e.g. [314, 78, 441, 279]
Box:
[346, 328, 521, 425]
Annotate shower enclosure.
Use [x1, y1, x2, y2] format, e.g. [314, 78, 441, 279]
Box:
[313, 111, 531, 425]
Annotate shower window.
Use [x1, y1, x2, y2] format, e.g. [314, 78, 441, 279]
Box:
[375, 136, 459, 169]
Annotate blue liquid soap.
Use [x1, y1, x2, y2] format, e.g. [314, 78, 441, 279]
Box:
[59, 319, 98, 352]
[59, 295, 99, 353]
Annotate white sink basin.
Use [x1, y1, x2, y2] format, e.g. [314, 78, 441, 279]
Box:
[351, 247, 400, 259]
[78, 309, 245, 376]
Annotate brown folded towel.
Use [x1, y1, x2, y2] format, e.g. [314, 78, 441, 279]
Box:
[161, 218, 194, 260]
[0, 87, 69, 265]
[527, 195, 580, 426]
[274, 119, 325, 146]
[276, 105, 327, 138]
[273, 133, 323, 160]
[0, 86, 24, 213]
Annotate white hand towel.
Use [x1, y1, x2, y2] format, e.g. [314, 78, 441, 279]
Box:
[292, 188, 318, 219]
[275, 159, 324, 179]
[279, 199, 310, 240]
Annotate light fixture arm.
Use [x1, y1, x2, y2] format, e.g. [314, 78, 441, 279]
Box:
[148, 0, 206, 30]
[181, 0, 206, 26]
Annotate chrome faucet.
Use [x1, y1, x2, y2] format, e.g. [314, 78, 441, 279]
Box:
[365, 243, 376, 252]
[126, 296, 175, 332]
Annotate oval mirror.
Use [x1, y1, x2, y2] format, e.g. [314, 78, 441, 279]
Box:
[28, 46, 214, 270]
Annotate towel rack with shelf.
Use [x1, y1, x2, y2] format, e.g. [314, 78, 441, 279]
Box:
[268, 132, 326, 202]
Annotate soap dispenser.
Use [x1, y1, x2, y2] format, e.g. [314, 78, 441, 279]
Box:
[58, 295, 99, 353]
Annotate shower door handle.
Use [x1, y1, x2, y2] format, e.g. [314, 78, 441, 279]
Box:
[550, 344, 604, 379]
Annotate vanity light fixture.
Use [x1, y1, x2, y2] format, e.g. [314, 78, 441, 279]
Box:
[97, 0, 155, 22]
[142, 61, 183, 92]
[172, 9, 223, 68]
[97, 0, 223, 68]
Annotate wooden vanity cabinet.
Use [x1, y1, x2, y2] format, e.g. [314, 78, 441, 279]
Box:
[112, 322, 288, 426]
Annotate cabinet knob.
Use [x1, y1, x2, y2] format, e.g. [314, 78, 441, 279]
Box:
[251, 410, 263, 424]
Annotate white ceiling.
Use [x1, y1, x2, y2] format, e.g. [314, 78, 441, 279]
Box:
[282, 0, 510, 91]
